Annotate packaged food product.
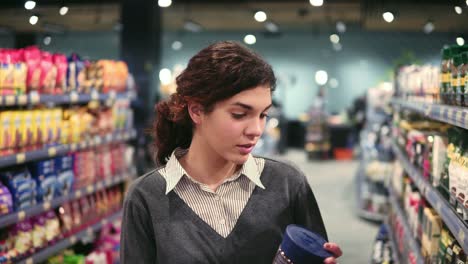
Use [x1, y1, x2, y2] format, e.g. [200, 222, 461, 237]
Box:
[71, 199, 82, 230]
[11, 220, 34, 256]
[0, 112, 13, 154]
[44, 210, 60, 244]
[53, 53, 68, 94]
[43, 110, 53, 144]
[58, 203, 74, 236]
[22, 111, 34, 148]
[12, 49, 27, 95]
[32, 214, 47, 250]
[55, 169, 74, 196]
[67, 54, 85, 93]
[440, 47, 452, 104]
[23, 46, 42, 92]
[460, 52, 468, 107]
[0, 50, 15, 95]
[12, 111, 23, 149]
[35, 174, 57, 202]
[32, 110, 44, 146]
[40, 51, 57, 94]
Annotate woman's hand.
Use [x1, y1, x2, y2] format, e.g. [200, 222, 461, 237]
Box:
[323, 242, 342, 264]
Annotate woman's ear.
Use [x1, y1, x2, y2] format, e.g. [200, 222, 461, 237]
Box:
[187, 102, 203, 124]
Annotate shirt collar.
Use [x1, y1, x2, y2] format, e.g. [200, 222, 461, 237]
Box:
[159, 148, 265, 195]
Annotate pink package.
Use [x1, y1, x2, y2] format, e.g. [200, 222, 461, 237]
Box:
[39, 52, 57, 94]
[53, 54, 67, 94]
[0, 49, 14, 95]
[23, 46, 42, 92]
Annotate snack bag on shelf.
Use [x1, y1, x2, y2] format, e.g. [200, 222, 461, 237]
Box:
[0, 50, 15, 95]
[12, 111, 23, 149]
[43, 109, 53, 145]
[31, 214, 47, 250]
[115, 60, 129, 92]
[53, 53, 68, 94]
[67, 53, 86, 93]
[0, 112, 13, 154]
[58, 203, 74, 237]
[55, 169, 74, 197]
[11, 220, 34, 257]
[23, 46, 42, 93]
[35, 174, 58, 202]
[12, 49, 27, 95]
[22, 111, 34, 149]
[71, 199, 82, 230]
[44, 210, 60, 244]
[39, 51, 57, 94]
[32, 110, 44, 146]
[0, 184, 13, 216]
[79, 197, 91, 226]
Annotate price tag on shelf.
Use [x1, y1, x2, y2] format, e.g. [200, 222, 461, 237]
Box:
[18, 211, 26, 221]
[70, 143, 77, 152]
[70, 91, 79, 103]
[30, 92, 40, 104]
[91, 90, 99, 101]
[75, 190, 82, 198]
[48, 147, 57, 157]
[43, 202, 51, 211]
[18, 95, 28, 105]
[458, 229, 466, 244]
[87, 185, 94, 194]
[16, 153, 26, 164]
[5, 95, 15, 106]
[70, 236, 77, 244]
[25, 257, 33, 264]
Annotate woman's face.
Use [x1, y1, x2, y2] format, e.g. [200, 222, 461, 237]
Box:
[198, 85, 272, 164]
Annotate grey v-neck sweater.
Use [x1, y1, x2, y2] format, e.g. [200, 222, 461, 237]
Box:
[120, 158, 328, 264]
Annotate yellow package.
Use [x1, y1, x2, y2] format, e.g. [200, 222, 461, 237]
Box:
[0, 112, 13, 151]
[22, 110, 33, 147]
[43, 110, 53, 144]
[69, 111, 81, 143]
[48, 109, 57, 143]
[11, 111, 24, 148]
[14, 62, 27, 95]
[0, 61, 14, 95]
[61, 119, 70, 145]
[32, 110, 42, 145]
[53, 109, 62, 143]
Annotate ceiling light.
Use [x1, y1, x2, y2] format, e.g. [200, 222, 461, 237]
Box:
[457, 37, 465, 46]
[315, 70, 328, 86]
[336, 21, 346, 33]
[159, 68, 172, 85]
[158, 0, 172, 8]
[254, 11, 267, 22]
[24, 1, 36, 10]
[43, 36, 51, 46]
[329, 78, 339, 88]
[455, 6, 463, 14]
[466, 0, 468, 6]
[59, 6, 69, 16]
[29, 15, 39, 25]
[309, 0, 324, 7]
[332, 43, 342, 51]
[265, 21, 279, 33]
[383, 12, 394, 23]
[423, 21, 434, 34]
[183, 20, 202, 32]
[172, 41, 183, 50]
[330, 34, 340, 44]
[244, 34, 256, 45]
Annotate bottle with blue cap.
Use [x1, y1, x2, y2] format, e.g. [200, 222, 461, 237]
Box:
[273, 224, 332, 263]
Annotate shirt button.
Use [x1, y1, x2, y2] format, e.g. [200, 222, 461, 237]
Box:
[219, 219, 225, 225]
[214, 195, 220, 201]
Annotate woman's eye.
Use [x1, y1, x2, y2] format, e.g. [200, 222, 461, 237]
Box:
[260, 113, 269, 119]
[231, 113, 246, 119]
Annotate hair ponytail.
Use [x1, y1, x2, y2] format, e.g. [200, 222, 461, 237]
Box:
[153, 94, 193, 165]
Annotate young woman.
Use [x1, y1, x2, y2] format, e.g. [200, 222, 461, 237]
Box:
[120, 41, 342, 264]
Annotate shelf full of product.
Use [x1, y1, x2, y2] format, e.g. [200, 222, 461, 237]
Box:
[0, 46, 135, 263]
[381, 43, 468, 263]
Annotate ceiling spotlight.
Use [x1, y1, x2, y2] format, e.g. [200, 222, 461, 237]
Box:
[309, 0, 324, 7]
[254, 11, 267, 22]
[329, 78, 339, 88]
[43, 36, 51, 46]
[457, 37, 465, 46]
[466, 0, 468, 7]
[336, 21, 346, 33]
[332, 43, 342, 51]
[158, 0, 172, 8]
[159, 68, 172, 85]
[423, 21, 434, 34]
[24, 1, 36, 10]
[172, 41, 183, 50]
[265, 21, 279, 33]
[455, 6, 463, 14]
[315, 70, 328, 86]
[383, 12, 394, 23]
[244, 34, 256, 45]
[59, 6, 69, 16]
[29, 15, 39, 25]
[330, 34, 340, 44]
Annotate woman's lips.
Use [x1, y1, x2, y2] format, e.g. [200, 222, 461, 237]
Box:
[237, 144, 254, 154]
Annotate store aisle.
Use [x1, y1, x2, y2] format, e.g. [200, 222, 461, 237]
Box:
[276, 149, 379, 263]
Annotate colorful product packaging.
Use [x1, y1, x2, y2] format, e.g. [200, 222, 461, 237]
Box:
[53, 53, 68, 94]
[40, 51, 57, 94]
[23, 46, 42, 93]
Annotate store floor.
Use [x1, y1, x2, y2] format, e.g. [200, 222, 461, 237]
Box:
[275, 149, 379, 264]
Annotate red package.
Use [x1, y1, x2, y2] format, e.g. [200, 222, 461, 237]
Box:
[40, 52, 57, 94]
[23, 46, 42, 92]
[53, 54, 67, 94]
[0, 50, 15, 95]
[12, 50, 27, 95]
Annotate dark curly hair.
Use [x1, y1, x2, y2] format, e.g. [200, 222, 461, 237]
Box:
[153, 41, 276, 165]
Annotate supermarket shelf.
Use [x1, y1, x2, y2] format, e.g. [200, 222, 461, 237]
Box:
[384, 221, 401, 264]
[18, 210, 122, 264]
[388, 186, 424, 264]
[0, 171, 132, 229]
[391, 99, 468, 130]
[392, 141, 468, 254]
[355, 162, 386, 222]
[0, 129, 137, 169]
[0, 90, 136, 108]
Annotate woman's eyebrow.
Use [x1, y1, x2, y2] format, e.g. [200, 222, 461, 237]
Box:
[231, 102, 272, 111]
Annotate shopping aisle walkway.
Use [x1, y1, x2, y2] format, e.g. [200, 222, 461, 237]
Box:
[276, 149, 379, 263]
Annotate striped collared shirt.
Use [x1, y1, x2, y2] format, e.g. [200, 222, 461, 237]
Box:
[158, 148, 265, 238]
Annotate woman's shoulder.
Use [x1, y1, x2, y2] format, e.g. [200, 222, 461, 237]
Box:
[125, 166, 168, 201]
[255, 156, 308, 185]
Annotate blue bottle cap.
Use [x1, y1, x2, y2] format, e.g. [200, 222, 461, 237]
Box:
[280, 225, 333, 263]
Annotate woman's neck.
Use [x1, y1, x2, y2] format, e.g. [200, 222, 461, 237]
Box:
[179, 137, 238, 192]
